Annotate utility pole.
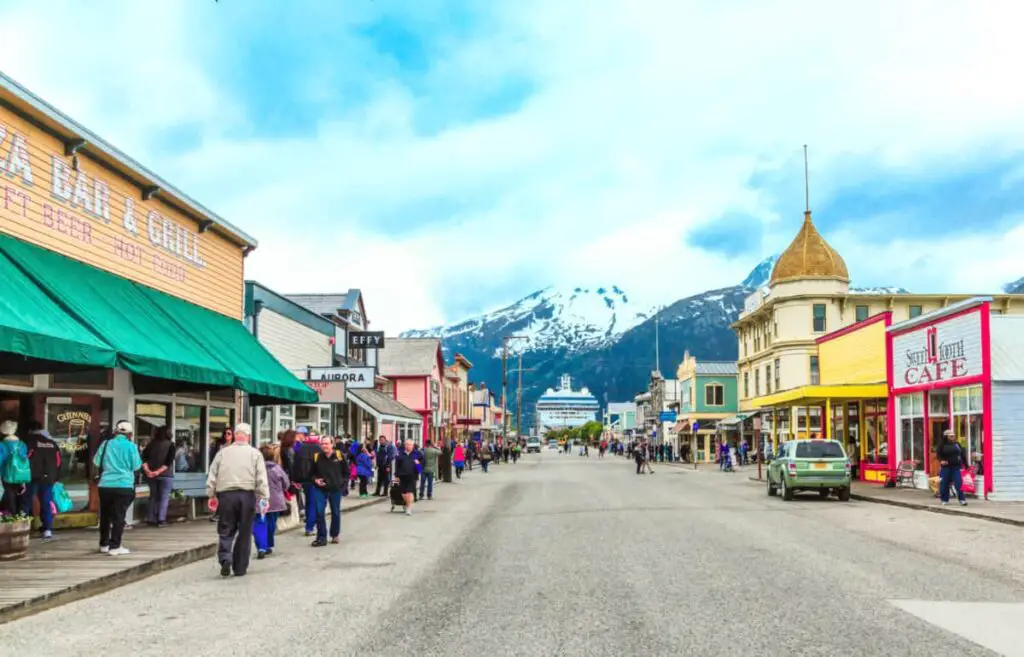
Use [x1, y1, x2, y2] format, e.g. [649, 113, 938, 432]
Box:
[501, 335, 528, 444]
[654, 305, 661, 374]
[516, 351, 524, 437]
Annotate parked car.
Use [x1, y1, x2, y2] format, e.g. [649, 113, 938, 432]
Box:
[767, 439, 851, 501]
[547, 440, 559, 450]
[526, 438, 542, 453]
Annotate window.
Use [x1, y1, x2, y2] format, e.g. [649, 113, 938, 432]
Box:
[812, 304, 827, 332]
[809, 356, 820, 385]
[862, 401, 888, 466]
[743, 372, 749, 398]
[765, 365, 772, 394]
[774, 358, 780, 390]
[754, 369, 760, 397]
[278, 405, 295, 432]
[796, 441, 845, 459]
[208, 407, 233, 456]
[0, 373, 32, 387]
[135, 402, 171, 452]
[855, 305, 869, 322]
[909, 305, 922, 318]
[174, 403, 206, 472]
[952, 385, 984, 474]
[897, 393, 925, 470]
[704, 384, 724, 406]
[257, 407, 274, 444]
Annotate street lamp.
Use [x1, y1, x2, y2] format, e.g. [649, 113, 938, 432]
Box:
[502, 335, 528, 444]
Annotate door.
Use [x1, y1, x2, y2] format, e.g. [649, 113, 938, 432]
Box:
[38, 395, 107, 512]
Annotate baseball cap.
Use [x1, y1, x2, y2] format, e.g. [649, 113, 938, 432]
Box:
[114, 420, 133, 435]
[296, 426, 310, 435]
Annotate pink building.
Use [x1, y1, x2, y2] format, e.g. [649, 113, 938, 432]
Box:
[377, 338, 445, 445]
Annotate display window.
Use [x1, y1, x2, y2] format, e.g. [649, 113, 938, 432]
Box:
[952, 385, 984, 475]
[897, 393, 925, 471]
[862, 401, 888, 465]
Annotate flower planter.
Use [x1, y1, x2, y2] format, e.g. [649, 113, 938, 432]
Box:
[0, 519, 32, 561]
[165, 499, 189, 522]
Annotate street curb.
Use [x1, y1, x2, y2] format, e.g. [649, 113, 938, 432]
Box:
[849, 493, 1024, 528]
[0, 496, 388, 626]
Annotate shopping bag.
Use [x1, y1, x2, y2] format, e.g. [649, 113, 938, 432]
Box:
[960, 467, 976, 495]
[252, 514, 268, 552]
[52, 482, 74, 513]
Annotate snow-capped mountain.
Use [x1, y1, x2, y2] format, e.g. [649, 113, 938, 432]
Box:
[1005, 277, 1024, 294]
[403, 284, 655, 357]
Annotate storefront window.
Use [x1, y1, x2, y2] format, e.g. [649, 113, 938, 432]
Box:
[897, 393, 925, 470]
[135, 402, 170, 452]
[808, 406, 822, 434]
[847, 402, 860, 457]
[862, 401, 888, 465]
[208, 407, 233, 458]
[319, 406, 332, 437]
[953, 385, 984, 474]
[278, 405, 295, 432]
[257, 407, 274, 444]
[47, 402, 99, 486]
[832, 403, 845, 443]
[174, 404, 205, 473]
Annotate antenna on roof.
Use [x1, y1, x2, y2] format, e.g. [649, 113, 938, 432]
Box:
[803, 144, 811, 214]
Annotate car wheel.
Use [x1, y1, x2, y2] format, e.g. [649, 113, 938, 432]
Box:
[781, 477, 794, 501]
[837, 486, 851, 502]
[767, 474, 777, 497]
[818, 489, 830, 499]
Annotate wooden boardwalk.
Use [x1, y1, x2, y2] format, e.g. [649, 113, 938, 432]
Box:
[0, 495, 384, 623]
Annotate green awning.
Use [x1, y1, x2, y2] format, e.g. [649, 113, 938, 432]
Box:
[136, 287, 317, 405]
[0, 249, 117, 373]
[0, 234, 235, 388]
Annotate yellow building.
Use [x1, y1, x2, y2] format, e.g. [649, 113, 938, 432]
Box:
[733, 209, 1024, 479]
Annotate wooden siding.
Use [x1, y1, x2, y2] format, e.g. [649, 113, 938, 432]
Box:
[257, 309, 332, 373]
[0, 106, 244, 317]
[991, 383, 1024, 501]
[396, 378, 426, 412]
[820, 320, 886, 385]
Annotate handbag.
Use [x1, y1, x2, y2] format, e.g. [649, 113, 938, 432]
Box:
[52, 482, 74, 513]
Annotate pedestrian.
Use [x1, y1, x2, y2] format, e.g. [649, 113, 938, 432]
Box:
[419, 440, 441, 501]
[480, 442, 493, 472]
[22, 421, 61, 539]
[141, 425, 176, 527]
[633, 441, 644, 475]
[373, 435, 395, 497]
[0, 420, 31, 516]
[355, 445, 373, 498]
[93, 421, 142, 556]
[291, 429, 320, 536]
[206, 423, 269, 577]
[394, 439, 419, 515]
[937, 429, 968, 506]
[310, 435, 347, 546]
[256, 445, 291, 558]
[453, 442, 466, 479]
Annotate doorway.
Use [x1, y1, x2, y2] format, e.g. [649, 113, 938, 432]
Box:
[38, 395, 110, 512]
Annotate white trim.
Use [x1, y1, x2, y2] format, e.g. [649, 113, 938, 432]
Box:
[887, 296, 992, 333]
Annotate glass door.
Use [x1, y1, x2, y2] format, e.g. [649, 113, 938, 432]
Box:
[41, 395, 108, 510]
[928, 391, 949, 475]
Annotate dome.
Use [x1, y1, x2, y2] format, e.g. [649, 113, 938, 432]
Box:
[769, 211, 849, 286]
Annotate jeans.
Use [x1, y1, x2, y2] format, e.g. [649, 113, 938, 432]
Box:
[358, 476, 369, 496]
[146, 476, 174, 523]
[419, 472, 435, 499]
[312, 488, 342, 540]
[303, 483, 317, 532]
[99, 487, 135, 549]
[481, 460, 489, 473]
[374, 468, 390, 496]
[23, 482, 54, 531]
[939, 466, 965, 503]
[266, 511, 279, 549]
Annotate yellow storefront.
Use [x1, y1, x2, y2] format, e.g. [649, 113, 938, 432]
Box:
[0, 73, 315, 526]
[751, 312, 892, 482]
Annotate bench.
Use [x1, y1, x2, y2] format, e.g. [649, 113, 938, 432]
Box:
[172, 473, 210, 520]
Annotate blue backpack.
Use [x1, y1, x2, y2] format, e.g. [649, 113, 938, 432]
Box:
[2, 441, 31, 485]
[51, 482, 74, 513]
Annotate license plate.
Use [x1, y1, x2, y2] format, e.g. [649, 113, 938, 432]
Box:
[812, 462, 828, 470]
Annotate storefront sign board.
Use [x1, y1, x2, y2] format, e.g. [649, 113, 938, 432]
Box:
[348, 331, 385, 349]
[891, 310, 983, 391]
[307, 366, 375, 389]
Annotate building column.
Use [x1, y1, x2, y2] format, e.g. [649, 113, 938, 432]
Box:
[825, 398, 832, 439]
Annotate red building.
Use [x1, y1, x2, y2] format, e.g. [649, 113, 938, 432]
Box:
[377, 338, 444, 445]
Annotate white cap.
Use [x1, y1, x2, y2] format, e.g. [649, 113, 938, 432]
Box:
[234, 422, 252, 437]
[114, 421, 133, 435]
[0, 420, 17, 436]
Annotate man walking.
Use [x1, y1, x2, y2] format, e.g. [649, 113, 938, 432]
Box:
[22, 421, 60, 539]
[373, 436, 395, 496]
[206, 423, 268, 578]
[395, 439, 419, 515]
[310, 436, 347, 546]
[418, 440, 441, 501]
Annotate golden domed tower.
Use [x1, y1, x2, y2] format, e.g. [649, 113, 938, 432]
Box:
[768, 210, 849, 287]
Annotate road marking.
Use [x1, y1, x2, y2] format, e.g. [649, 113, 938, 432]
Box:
[890, 599, 1024, 656]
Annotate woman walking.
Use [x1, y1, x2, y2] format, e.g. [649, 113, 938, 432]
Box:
[937, 429, 968, 506]
[93, 421, 142, 555]
[453, 442, 466, 479]
[355, 444, 373, 498]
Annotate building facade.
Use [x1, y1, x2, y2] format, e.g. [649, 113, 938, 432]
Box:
[443, 354, 473, 443]
[674, 353, 738, 462]
[377, 338, 444, 445]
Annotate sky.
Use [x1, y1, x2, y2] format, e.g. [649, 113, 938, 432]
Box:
[3, 0, 1024, 333]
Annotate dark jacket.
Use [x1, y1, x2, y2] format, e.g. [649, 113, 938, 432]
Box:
[936, 441, 965, 470]
[376, 443, 395, 470]
[312, 449, 348, 492]
[24, 430, 61, 483]
[394, 450, 418, 477]
[142, 437, 175, 478]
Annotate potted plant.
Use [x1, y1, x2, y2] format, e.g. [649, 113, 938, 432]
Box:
[0, 512, 32, 561]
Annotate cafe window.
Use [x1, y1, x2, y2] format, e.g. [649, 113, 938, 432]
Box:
[812, 304, 827, 333]
[909, 305, 923, 318]
[135, 402, 171, 452]
[173, 403, 206, 473]
[257, 407, 274, 444]
[49, 369, 113, 390]
[897, 393, 925, 470]
[46, 401, 107, 487]
[855, 305, 869, 322]
[952, 385, 984, 474]
[809, 356, 820, 385]
[208, 406, 233, 455]
[704, 384, 724, 407]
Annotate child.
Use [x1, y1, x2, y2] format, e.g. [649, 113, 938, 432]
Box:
[255, 446, 291, 559]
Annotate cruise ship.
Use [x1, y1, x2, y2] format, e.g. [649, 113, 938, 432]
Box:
[536, 374, 600, 430]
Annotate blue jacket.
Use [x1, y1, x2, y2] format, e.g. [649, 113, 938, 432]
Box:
[93, 436, 142, 488]
[356, 452, 374, 478]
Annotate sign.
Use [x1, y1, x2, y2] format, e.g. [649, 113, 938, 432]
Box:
[307, 366, 375, 389]
[659, 411, 677, 423]
[430, 379, 441, 411]
[307, 380, 348, 403]
[891, 310, 983, 390]
[348, 331, 385, 349]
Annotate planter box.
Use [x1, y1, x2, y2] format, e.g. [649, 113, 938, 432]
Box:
[0, 519, 32, 561]
[165, 499, 189, 522]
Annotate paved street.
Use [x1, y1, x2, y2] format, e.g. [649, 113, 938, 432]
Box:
[2, 454, 1023, 657]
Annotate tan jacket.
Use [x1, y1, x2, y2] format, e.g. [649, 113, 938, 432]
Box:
[206, 442, 269, 499]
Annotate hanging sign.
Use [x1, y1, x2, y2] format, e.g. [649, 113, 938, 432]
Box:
[348, 331, 385, 349]
[307, 366, 375, 389]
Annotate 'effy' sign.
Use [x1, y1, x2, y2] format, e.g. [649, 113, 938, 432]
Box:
[891, 310, 983, 390]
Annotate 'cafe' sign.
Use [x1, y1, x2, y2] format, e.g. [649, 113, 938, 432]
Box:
[891, 310, 983, 390]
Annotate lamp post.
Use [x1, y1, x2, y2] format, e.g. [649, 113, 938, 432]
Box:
[502, 335, 528, 445]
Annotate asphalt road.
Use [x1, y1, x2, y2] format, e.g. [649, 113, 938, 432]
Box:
[2, 452, 1023, 657]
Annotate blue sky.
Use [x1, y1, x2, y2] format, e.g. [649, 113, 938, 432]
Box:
[3, 0, 1024, 331]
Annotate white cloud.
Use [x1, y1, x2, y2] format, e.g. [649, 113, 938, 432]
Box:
[4, 0, 1024, 332]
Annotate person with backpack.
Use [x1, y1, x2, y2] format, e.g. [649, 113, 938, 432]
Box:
[0, 420, 31, 516]
[310, 435, 347, 546]
[93, 421, 143, 555]
[418, 440, 441, 501]
[142, 426, 176, 527]
[22, 421, 61, 539]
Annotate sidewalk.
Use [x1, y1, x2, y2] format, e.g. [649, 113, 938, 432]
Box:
[849, 481, 1024, 527]
[0, 494, 384, 624]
